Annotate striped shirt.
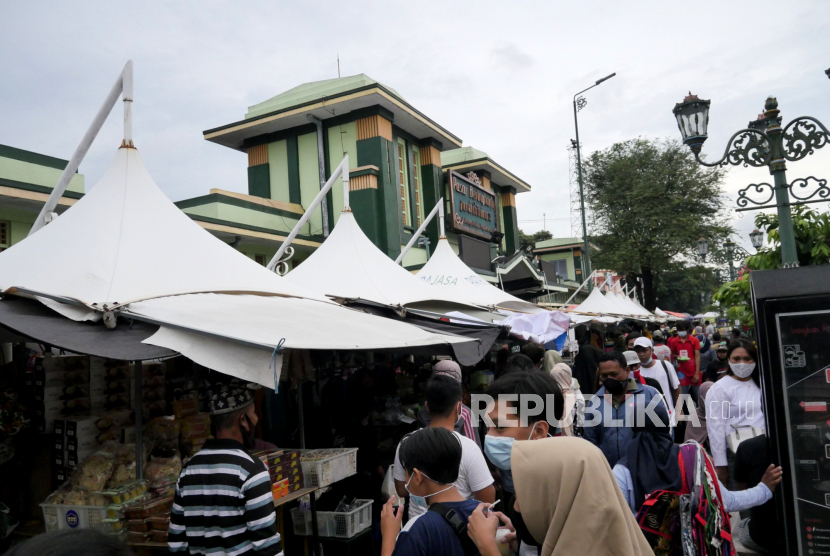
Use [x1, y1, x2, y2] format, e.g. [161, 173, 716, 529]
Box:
[168, 439, 282, 556]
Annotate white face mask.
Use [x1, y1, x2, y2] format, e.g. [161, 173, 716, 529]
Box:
[678, 331, 688, 338]
[730, 361, 756, 378]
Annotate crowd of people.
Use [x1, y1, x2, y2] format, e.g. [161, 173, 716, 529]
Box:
[376, 319, 782, 556]
[8, 319, 779, 556]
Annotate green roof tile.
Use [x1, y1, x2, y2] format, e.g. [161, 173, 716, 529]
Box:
[245, 74, 404, 119]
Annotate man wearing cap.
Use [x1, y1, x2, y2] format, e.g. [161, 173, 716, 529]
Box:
[419, 360, 480, 448]
[623, 350, 664, 399]
[633, 337, 680, 426]
[705, 341, 731, 382]
[169, 383, 282, 556]
[652, 330, 672, 362]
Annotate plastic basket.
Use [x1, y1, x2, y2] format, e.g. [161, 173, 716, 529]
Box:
[291, 499, 373, 539]
[41, 504, 109, 532]
[299, 448, 358, 488]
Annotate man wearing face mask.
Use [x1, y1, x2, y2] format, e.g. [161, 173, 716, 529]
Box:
[169, 383, 282, 556]
[393, 375, 495, 520]
[481, 372, 564, 556]
[667, 320, 701, 403]
[582, 352, 668, 468]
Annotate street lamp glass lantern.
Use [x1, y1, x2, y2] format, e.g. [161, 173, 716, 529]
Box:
[749, 229, 764, 249]
[673, 94, 711, 153]
[697, 238, 709, 257]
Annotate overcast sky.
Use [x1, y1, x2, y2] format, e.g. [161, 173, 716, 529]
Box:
[2, 0, 829, 253]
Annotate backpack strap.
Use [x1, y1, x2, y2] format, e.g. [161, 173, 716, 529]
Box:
[658, 360, 673, 389]
[428, 503, 480, 556]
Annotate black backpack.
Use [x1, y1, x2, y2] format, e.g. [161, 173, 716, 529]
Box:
[428, 502, 480, 556]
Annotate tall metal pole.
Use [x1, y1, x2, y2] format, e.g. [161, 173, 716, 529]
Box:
[763, 99, 799, 266]
[571, 72, 615, 292]
[573, 102, 592, 292]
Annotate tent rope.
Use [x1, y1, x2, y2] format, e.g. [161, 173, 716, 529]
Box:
[270, 338, 286, 392]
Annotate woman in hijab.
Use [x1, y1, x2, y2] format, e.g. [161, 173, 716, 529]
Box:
[542, 350, 563, 372]
[612, 404, 681, 513]
[547, 362, 584, 437]
[571, 340, 601, 396]
[467, 437, 653, 556]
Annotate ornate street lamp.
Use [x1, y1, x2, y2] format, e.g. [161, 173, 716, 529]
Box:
[673, 94, 711, 154]
[749, 229, 764, 250]
[697, 237, 709, 260]
[672, 94, 830, 268]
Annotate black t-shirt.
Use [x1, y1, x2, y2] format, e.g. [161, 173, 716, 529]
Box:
[734, 435, 778, 550]
[705, 357, 728, 383]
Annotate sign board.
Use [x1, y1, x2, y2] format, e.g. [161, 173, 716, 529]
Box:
[447, 170, 498, 241]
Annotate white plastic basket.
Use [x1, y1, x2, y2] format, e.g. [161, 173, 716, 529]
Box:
[291, 499, 372, 538]
[41, 504, 109, 532]
[299, 448, 358, 488]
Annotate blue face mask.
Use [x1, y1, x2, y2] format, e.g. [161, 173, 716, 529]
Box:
[484, 422, 541, 470]
[405, 472, 452, 508]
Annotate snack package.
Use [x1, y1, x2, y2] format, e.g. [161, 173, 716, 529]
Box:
[145, 454, 182, 483]
[71, 452, 114, 492]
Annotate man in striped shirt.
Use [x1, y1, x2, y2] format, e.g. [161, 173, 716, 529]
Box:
[169, 384, 282, 556]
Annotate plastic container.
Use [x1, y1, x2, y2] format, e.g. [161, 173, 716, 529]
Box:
[128, 519, 150, 533]
[147, 513, 170, 532]
[299, 448, 358, 488]
[123, 495, 173, 520]
[149, 529, 168, 543]
[127, 531, 149, 543]
[41, 503, 109, 532]
[291, 499, 372, 539]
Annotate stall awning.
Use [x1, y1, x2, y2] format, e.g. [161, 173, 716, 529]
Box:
[417, 239, 545, 314]
[0, 296, 175, 360]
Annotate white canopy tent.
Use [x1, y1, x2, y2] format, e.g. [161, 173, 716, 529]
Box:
[416, 238, 545, 316]
[610, 292, 652, 318]
[0, 147, 477, 387]
[285, 211, 479, 313]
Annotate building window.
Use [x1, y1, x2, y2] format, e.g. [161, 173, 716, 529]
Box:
[412, 148, 423, 227]
[550, 259, 568, 280]
[254, 254, 266, 266]
[0, 221, 8, 252]
[496, 189, 506, 251]
[398, 138, 410, 227]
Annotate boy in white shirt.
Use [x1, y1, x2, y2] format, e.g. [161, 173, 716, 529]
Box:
[634, 337, 680, 425]
[393, 375, 495, 519]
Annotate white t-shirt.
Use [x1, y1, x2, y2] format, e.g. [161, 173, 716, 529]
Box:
[706, 375, 765, 466]
[653, 344, 672, 362]
[639, 359, 680, 425]
[393, 430, 493, 519]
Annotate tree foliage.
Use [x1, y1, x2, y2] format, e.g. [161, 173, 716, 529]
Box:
[713, 205, 830, 330]
[654, 264, 721, 315]
[583, 137, 732, 310]
[518, 228, 553, 248]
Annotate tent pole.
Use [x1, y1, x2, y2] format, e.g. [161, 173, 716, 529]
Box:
[394, 198, 444, 264]
[30, 60, 134, 237]
[267, 155, 349, 271]
[135, 359, 143, 480]
[563, 270, 597, 307]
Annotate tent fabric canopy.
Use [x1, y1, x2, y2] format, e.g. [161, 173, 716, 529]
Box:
[0, 296, 174, 360]
[0, 148, 328, 322]
[610, 293, 652, 317]
[0, 146, 485, 383]
[416, 239, 545, 314]
[285, 211, 475, 310]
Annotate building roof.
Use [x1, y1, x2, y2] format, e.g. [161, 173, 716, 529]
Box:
[204, 74, 462, 152]
[535, 237, 583, 249]
[440, 146, 531, 193]
[246, 74, 404, 119]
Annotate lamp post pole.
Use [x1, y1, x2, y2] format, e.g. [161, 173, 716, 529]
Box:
[573, 72, 616, 291]
[674, 95, 830, 268]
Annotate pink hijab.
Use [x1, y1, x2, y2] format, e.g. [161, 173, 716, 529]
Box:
[549, 362, 576, 436]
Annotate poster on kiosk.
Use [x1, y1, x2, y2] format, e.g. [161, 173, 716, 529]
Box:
[753, 265, 830, 555]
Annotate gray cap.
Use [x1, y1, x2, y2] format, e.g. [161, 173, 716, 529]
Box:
[623, 350, 641, 367]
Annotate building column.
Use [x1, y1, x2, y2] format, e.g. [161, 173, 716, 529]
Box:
[355, 113, 399, 258]
[247, 144, 270, 198]
[501, 187, 519, 254]
[419, 142, 443, 250]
